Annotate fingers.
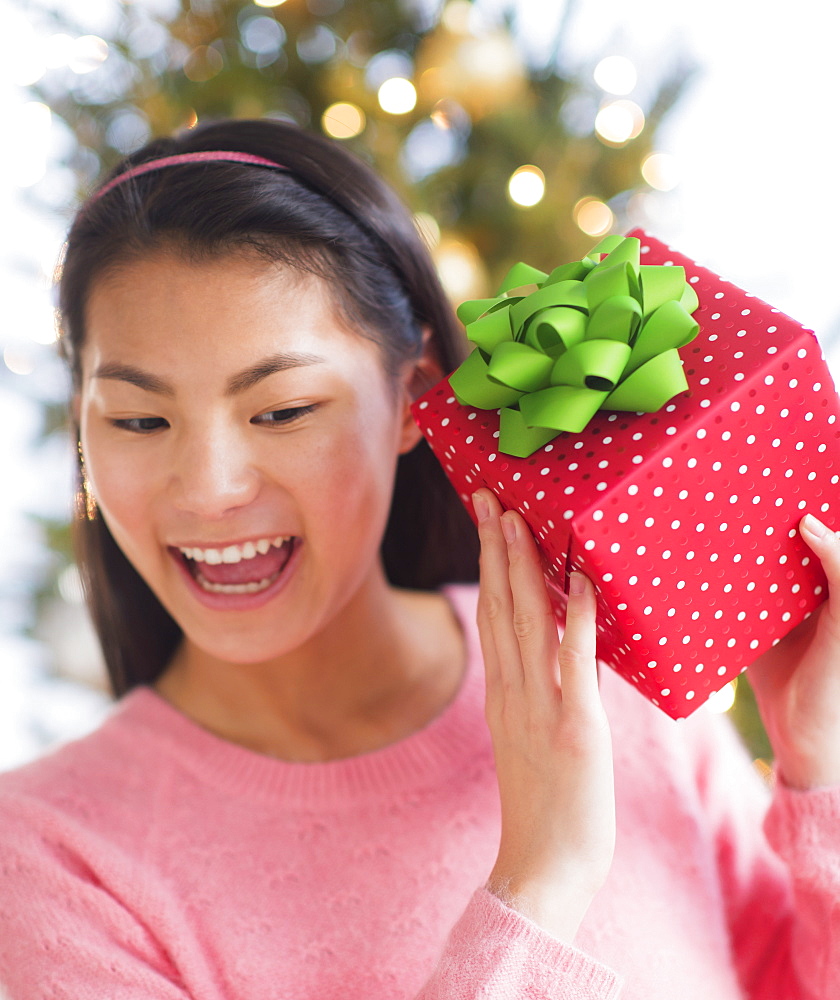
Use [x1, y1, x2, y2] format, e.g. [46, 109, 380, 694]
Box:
[557, 572, 601, 708]
[474, 488, 593, 705]
[800, 514, 840, 613]
[473, 489, 523, 691]
[501, 509, 560, 696]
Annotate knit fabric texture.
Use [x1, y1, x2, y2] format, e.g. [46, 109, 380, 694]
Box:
[0, 583, 838, 999]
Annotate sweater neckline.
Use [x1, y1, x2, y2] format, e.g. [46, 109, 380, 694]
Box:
[111, 584, 487, 806]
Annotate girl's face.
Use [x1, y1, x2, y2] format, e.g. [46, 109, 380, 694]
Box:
[78, 252, 423, 665]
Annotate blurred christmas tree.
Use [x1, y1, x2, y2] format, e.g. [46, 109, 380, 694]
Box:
[29, 0, 693, 295]
[18, 0, 770, 763]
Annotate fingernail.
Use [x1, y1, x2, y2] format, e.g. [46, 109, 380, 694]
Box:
[501, 513, 517, 544]
[472, 491, 489, 523]
[569, 571, 587, 595]
[802, 513, 827, 538]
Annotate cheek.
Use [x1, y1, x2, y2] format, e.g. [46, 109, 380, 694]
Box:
[292, 399, 399, 538]
[81, 428, 159, 557]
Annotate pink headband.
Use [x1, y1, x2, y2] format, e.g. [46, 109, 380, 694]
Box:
[91, 150, 287, 202]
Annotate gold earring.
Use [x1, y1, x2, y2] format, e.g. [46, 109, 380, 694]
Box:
[76, 440, 97, 521]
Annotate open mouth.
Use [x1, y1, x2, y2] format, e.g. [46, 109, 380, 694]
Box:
[172, 536, 298, 596]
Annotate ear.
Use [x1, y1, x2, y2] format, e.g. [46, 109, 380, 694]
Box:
[397, 326, 446, 455]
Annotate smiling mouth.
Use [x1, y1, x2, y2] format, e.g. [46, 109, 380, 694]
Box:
[174, 537, 298, 595]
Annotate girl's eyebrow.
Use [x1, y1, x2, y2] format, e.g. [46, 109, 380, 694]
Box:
[92, 352, 326, 397]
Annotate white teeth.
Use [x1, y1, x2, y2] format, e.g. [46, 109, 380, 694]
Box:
[179, 536, 290, 564]
[194, 568, 279, 594]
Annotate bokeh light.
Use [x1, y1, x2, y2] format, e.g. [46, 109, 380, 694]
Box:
[594, 99, 645, 144]
[642, 151, 680, 191]
[321, 102, 366, 139]
[3, 346, 35, 376]
[507, 165, 545, 207]
[378, 77, 417, 115]
[574, 196, 614, 236]
[593, 56, 637, 95]
[433, 238, 486, 301]
[183, 46, 224, 83]
[441, 0, 473, 33]
[253, 0, 288, 7]
[705, 679, 737, 714]
[67, 35, 109, 75]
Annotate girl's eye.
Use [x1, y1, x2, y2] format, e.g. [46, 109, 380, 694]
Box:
[112, 417, 168, 434]
[251, 404, 317, 427]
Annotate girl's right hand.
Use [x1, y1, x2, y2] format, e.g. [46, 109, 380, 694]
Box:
[472, 487, 616, 944]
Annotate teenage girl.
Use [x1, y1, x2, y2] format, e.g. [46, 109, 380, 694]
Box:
[0, 119, 838, 1000]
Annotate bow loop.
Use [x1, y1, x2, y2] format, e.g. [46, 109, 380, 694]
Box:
[449, 235, 701, 457]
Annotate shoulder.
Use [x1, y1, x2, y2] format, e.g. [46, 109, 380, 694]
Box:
[0, 689, 162, 839]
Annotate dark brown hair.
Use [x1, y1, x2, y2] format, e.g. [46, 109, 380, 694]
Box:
[59, 118, 479, 699]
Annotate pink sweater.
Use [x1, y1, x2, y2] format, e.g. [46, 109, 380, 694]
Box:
[0, 583, 838, 999]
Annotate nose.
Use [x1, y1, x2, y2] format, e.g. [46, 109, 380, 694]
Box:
[169, 423, 260, 519]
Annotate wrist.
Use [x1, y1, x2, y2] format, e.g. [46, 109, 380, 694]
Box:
[485, 873, 596, 944]
[776, 757, 840, 791]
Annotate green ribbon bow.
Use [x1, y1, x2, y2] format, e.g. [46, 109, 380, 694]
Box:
[448, 235, 701, 457]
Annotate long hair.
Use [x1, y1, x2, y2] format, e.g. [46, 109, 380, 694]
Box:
[58, 118, 479, 699]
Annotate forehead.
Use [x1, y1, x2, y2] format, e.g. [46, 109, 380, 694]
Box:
[81, 252, 382, 377]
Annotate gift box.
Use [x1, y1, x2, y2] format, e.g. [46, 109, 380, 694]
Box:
[413, 230, 840, 719]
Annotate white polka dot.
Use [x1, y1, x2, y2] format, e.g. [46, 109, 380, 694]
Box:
[535, 490, 545, 500]
[585, 540, 596, 551]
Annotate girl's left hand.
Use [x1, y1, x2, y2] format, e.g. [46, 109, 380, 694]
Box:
[748, 514, 840, 790]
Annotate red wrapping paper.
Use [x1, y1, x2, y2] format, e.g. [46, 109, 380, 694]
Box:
[413, 230, 840, 719]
